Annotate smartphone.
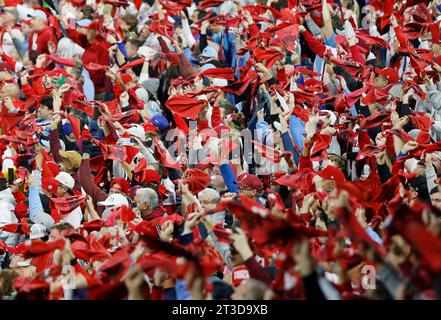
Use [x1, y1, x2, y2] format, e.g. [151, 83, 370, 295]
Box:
[117, 137, 135, 147]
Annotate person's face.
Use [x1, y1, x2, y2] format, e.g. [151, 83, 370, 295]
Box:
[134, 192, 148, 211]
[238, 187, 257, 199]
[125, 42, 137, 58]
[30, 17, 44, 31]
[86, 29, 97, 43]
[120, 21, 130, 32]
[37, 105, 51, 119]
[389, 235, 411, 262]
[230, 247, 244, 267]
[9, 183, 18, 193]
[409, 186, 419, 200]
[0, 83, 18, 99]
[110, 183, 124, 195]
[432, 191, 441, 211]
[273, 131, 282, 146]
[1, 12, 15, 25]
[328, 155, 343, 168]
[49, 228, 61, 240]
[209, 168, 226, 191]
[22, 23, 32, 36]
[210, 25, 223, 34]
[374, 75, 388, 88]
[125, 72, 138, 88]
[0, 70, 13, 81]
[57, 185, 68, 197]
[231, 280, 253, 300]
[199, 194, 216, 211]
[199, 56, 210, 64]
[191, 10, 200, 23]
[321, 178, 336, 192]
[23, 52, 33, 68]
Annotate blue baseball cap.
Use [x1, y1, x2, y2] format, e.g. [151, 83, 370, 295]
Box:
[151, 114, 169, 131]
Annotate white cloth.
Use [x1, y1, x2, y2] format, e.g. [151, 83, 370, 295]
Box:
[2, 28, 24, 58]
[63, 206, 83, 229]
[0, 188, 17, 225]
[162, 177, 177, 206]
[0, 188, 19, 247]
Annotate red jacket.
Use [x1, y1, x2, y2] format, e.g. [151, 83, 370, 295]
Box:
[28, 27, 58, 54]
[78, 159, 107, 216]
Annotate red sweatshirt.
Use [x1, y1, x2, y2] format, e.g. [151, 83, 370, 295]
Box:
[28, 27, 58, 54]
[302, 30, 326, 58]
[78, 159, 107, 216]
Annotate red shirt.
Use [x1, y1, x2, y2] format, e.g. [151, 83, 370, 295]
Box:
[66, 29, 111, 93]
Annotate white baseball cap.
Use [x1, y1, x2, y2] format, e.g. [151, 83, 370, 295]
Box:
[200, 63, 215, 72]
[27, 9, 48, 21]
[17, 259, 32, 267]
[201, 46, 218, 59]
[30, 223, 48, 240]
[55, 172, 75, 189]
[76, 19, 92, 27]
[97, 194, 129, 207]
[40, 139, 66, 151]
[127, 124, 145, 140]
[212, 78, 228, 87]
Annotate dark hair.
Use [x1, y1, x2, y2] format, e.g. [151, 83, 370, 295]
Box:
[366, 58, 386, 69]
[39, 96, 54, 109]
[212, 280, 234, 300]
[430, 186, 440, 195]
[409, 176, 430, 202]
[121, 14, 138, 30]
[28, 50, 39, 65]
[0, 269, 20, 296]
[80, 6, 94, 19]
[0, 178, 8, 191]
[51, 222, 74, 232]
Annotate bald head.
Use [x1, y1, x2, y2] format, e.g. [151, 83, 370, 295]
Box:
[1, 83, 20, 100]
[232, 279, 268, 300]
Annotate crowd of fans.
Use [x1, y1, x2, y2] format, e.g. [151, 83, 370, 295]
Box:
[1, 0, 441, 300]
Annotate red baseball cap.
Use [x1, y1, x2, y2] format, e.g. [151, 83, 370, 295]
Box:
[375, 67, 399, 84]
[83, 20, 100, 30]
[231, 266, 250, 287]
[234, 173, 263, 191]
[141, 122, 158, 134]
[110, 178, 130, 194]
[316, 165, 346, 182]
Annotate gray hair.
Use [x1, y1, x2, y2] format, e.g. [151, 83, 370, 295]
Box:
[136, 188, 159, 210]
[198, 188, 221, 203]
